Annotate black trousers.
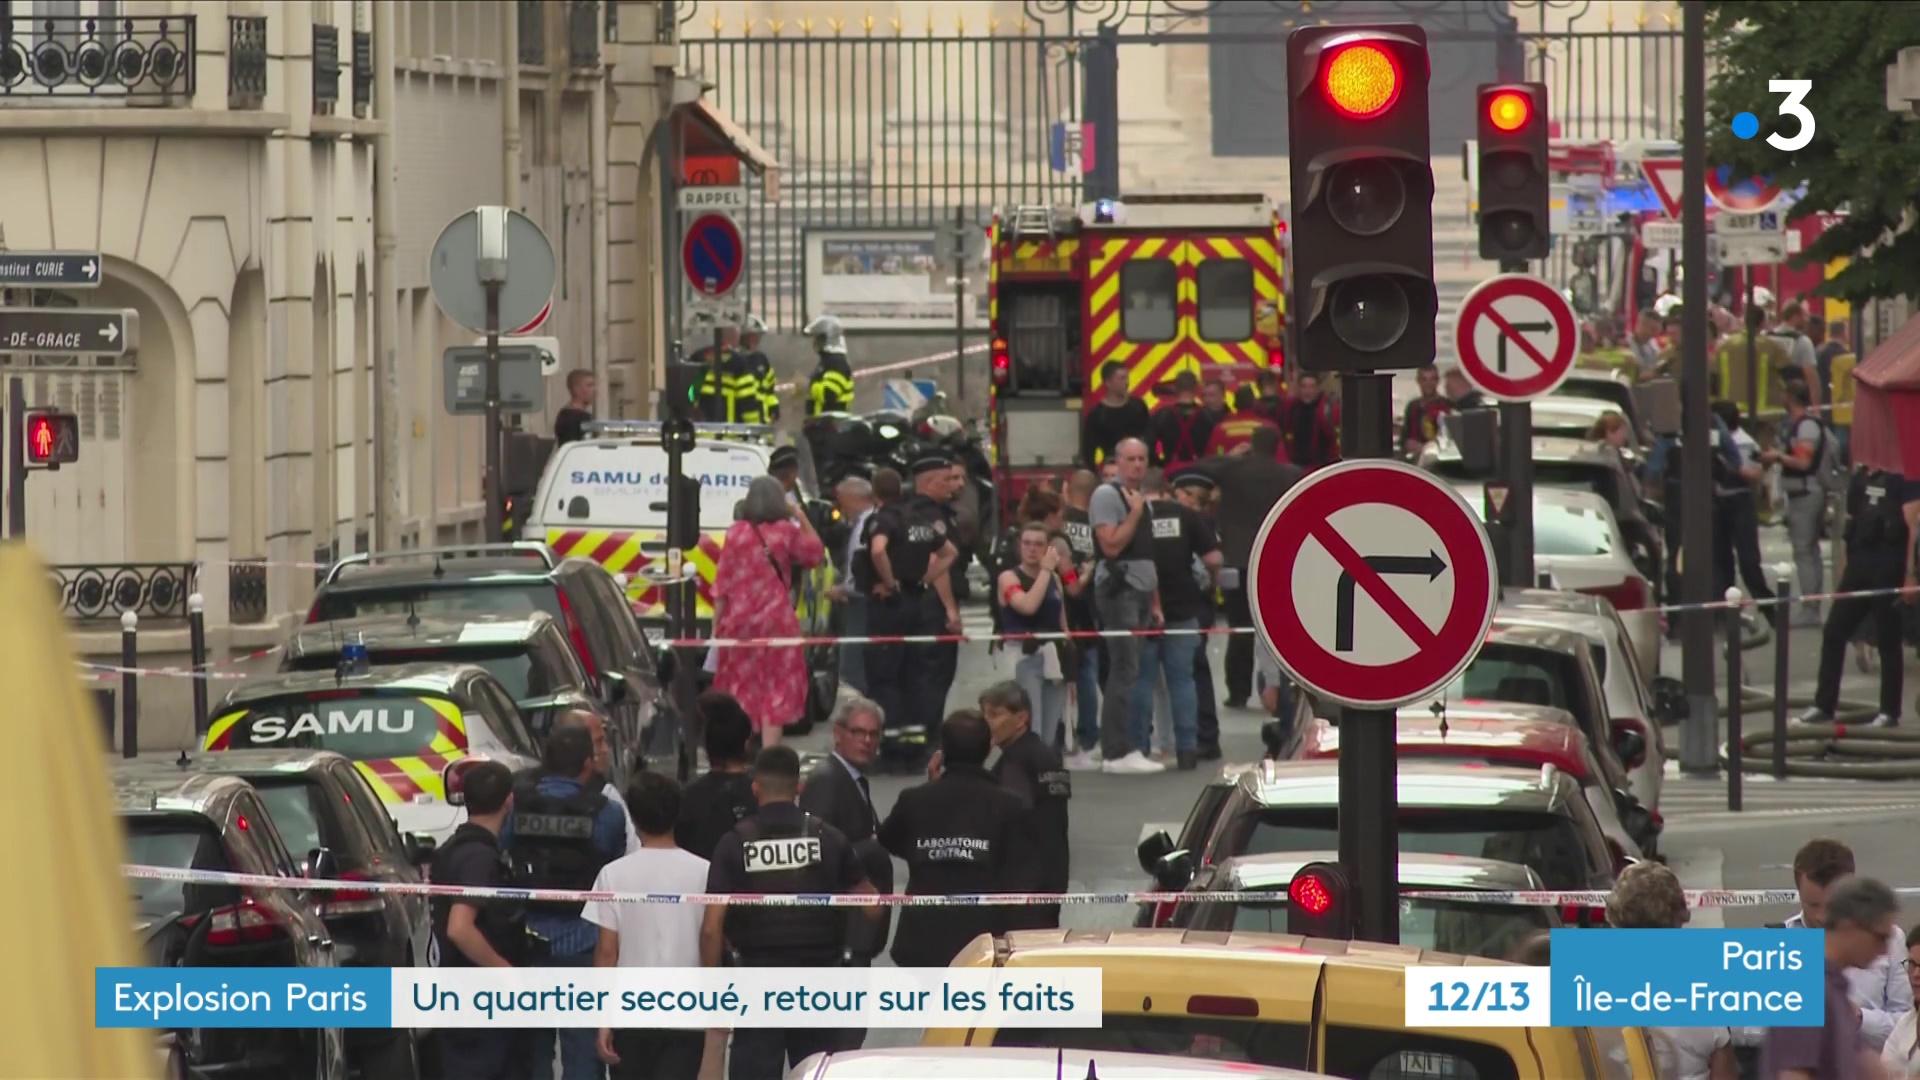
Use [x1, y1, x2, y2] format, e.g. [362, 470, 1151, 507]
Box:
[1223, 583, 1254, 705]
[1814, 559, 1906, 718]
[923, 589, 959, 724]
[436, 1028, 530, 1080]
[866, 588, 942, 756]
[610, 1029, 703, 1080]
[1713, 492, 1775, 601]
[1194, 604, 1220, 749]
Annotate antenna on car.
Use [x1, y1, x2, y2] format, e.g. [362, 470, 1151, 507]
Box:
[1429, 697, 1449, 740]
[406, 594, 421, 631]
[432, 553, 446, 578]
[175, 747, 191, 769]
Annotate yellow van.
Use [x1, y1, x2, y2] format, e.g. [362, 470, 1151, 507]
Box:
[926, 929, 1656, 1079]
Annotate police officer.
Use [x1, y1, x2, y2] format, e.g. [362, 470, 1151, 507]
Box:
[979, 682, 1071, 931]
[865, 456, 958, 765]
[702, 746, 877, 1076]
[1139, 468, 1222, 769]
[804, 314, 855, 415]
[675, 692, 758, 859]
[428, 760, 531, 1079]
[1172, 472, 1225, 759]
[1800, 467, 1919, 728]
[878, 710, 1026, 967]
[502, 725, 628, 1080]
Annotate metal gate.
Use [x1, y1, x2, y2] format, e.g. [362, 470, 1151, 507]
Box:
[670, 0, 1681, 331]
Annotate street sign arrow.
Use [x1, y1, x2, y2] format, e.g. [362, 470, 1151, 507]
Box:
[1335, 551, 1449, 652]
[99, 322, 118, 343]
[0, 307, 138, 357]
[0, 251, 104, 289]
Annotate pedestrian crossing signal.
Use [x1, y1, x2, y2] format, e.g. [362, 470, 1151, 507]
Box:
[23, 409, 79, 469]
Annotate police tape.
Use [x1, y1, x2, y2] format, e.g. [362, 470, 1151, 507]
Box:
[119, 863, 1831, 910]
[75, 643, 284, 682]
[772, 344, 990, 395]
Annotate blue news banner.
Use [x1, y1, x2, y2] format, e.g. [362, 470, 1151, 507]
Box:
[1406, 929, 1824, 1028]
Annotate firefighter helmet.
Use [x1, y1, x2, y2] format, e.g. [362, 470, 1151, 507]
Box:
[804, 314, 848, 355]
[743, 313, 769, 336]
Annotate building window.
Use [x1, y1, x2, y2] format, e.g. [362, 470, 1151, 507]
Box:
[1120, 260, 1177, 343]
[1197, 260, 1253, 341]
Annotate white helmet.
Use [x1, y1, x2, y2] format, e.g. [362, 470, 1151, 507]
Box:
[1653, 293, 1683, 318]
[1750, 285, 1776, 312]
[743, 313, 769, 335]
[804, 314, 847, 355]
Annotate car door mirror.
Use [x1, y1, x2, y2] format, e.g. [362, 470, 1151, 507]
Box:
[1612, 728, 1648, 772]
[1136, 830, 1175, 875]
[601, 670, 630, 703]
[1153, 850, 1196, 892]
[304, 847, 341, 880]
[1648, 676, 1686, 723]
[404, 832, 438, 866]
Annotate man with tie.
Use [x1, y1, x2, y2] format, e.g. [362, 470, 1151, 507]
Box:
[798, 696, 891, 1053]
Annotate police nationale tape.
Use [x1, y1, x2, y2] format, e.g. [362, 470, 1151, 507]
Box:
[121, 864, 1831, 910]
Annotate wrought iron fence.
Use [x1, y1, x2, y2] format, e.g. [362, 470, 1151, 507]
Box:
[314, 23, 340, 112]
[0, 14, 195, 99]
[352, 30, 372, 117]
[55, 563, 198, 621]
[229, 560, 267, 625]
[228, 16, 265, 109]
[518, 0, 544, 65]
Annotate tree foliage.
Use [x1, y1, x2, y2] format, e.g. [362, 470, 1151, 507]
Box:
[1704, 0, 1920, 303]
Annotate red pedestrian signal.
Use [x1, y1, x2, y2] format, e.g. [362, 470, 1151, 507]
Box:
[1321, 43, 1403, 120]
[1286, 861, 1356, 939]
[22, 409, 79, 468]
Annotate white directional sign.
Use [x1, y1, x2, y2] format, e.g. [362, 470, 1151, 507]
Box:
[1452, 274, 1579, 401]
[1642, 221, 1684, 251]
[677, 186, 749, 212]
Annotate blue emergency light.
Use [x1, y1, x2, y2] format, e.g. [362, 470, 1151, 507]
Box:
[337, 637, 371, 678]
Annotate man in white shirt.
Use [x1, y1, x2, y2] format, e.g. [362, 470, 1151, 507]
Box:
[588, 772, 713, 1080]
[1784, 838, 1913, 1050]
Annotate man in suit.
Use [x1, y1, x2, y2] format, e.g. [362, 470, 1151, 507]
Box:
[799, 695, 893, 964]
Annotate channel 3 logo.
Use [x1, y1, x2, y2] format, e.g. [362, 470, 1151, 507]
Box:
[1731, 80, 1814, 151]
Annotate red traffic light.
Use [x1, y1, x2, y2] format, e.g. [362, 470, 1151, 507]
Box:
[991, 338, 1011, 386]
[1321, 42, 1403, 120]
[1289, 870, 1337, 915]
[1487, 89, 1532, 132]
[22, 409, 79, 467]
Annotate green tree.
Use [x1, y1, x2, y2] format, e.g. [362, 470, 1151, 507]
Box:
[1704, 0, 1920, 302]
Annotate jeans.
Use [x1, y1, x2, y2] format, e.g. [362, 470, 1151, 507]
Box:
[525, 951, 602, 1079]
[1223, 583, 1254, 704]
[1785, 488, 1826, 621]
[1011, 649, 1067, 750]
[1094, 586, 1151, 760]
[1131, 618, 1200, 754]
[1074, 643, 1101, 753]
[1814, 559, 1905, 718]
[838, 595, 869, 695]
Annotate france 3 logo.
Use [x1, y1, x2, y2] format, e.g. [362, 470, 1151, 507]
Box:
[1730, 80, 1814, 151]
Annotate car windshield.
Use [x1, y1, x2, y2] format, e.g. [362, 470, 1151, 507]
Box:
[249, 779, 327, 860]
[1448, 646, 1571, 712]
[123, 817, 236, 920]
[1535, 501, 1616, 557]
[211, 693, 462, 759]
[287, 646, 547, 699]
[996, 1014, 1309, 1069]
[311, 584, 562, 624]
[1223, 807, 1592, 889]
[1214, 895, 1551, 960]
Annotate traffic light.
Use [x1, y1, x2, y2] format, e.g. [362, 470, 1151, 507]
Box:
[663, 360, 705, 422]
[1286, 861, 1356, 939]
[22, 409, 78, 469]
[1476, 82, 1550, 262]
[1285, 25, 1436, 373]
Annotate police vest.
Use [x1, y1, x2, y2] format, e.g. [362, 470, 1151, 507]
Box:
[886, 498, 948, 587]
[725, 812, 844, 958]
[428, 828, 527, 967]
[1847, 471, 1907, 553]
[1100, 482, 1156, 565]
[508, 776, 611, 917]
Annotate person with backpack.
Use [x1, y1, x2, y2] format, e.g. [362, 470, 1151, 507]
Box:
[1762, 383, 1839, 627]
[1149, 370, 1215, 468]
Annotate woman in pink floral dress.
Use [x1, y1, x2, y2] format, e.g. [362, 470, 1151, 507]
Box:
[712, 475, 826, 747]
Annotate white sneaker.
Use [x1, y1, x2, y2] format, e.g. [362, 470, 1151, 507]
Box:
[1796, 706, 1833, 725]
[1103, 751, 1167, 775]
[1869, 714, 1899, 729]
[1064, 750, 1102, 772]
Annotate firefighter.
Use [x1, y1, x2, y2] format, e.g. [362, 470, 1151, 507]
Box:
[738, 313, 780, 422]
[1401, 363, 1453, 461]
[692, 322, 739, 421]
[1148, 370, 1215, 469]
[805, 314, 855, 415]
[702, 318, 777, 425]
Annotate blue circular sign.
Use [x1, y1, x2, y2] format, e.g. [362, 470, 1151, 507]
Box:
[682, 214, 745, 296]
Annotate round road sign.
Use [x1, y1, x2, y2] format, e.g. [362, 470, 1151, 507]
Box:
[682, 213, 745, 297]
[428, 207, 557, 336]
[511, 298, 552, 336]
[1705, 166, 1783, 213]
[1249, 459, 1498, 710]
[1452, 273, 1578, 402]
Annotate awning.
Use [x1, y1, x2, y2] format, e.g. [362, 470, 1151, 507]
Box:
[1843, 313, 1920, 476]
[682, 99, 779, 175]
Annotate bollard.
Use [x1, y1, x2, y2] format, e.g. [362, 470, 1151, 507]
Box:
[188, 592, 208, 735]
[120, 610, 138, 760]
[1771, 563, 1793, 780]
[1724, 587, 1743, 812]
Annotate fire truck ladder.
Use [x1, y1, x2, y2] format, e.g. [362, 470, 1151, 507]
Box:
[1009, 205, 1058, 241]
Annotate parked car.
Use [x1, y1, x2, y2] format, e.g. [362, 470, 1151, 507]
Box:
[167, 749, 433, 1077]
[789, 1047, 1325, 1079]
[1178, 760, 1620, 905]
[1555, 368, 1652, 444]
[1531, 393, 1648, 452]
[207, 663, 542, 842]
[1285, 709, 1651, 864]
[1133, 761, 1259, 927]
[282, 612, 634, 783]
[927, 929, 1658, 1077]
[114, 760, 347, 1080]
[306, 543, 665, 760]
[1169, 851, 1563, 959]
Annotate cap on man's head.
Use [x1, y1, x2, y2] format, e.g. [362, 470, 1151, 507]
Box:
[769, 446, 800, 472]
[911, 454, 953, 477]
[1172, 473, 1216, 495]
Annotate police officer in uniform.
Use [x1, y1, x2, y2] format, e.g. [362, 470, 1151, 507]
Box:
[864, 456, 959, 765]
[878, 710, 1027, 967]
[702, 746, 877, 1076]
[428, 760, 531, 1079]
[804, 315, 855, 415]
[1172, 473, 1225, 758]
[979, 682, 1071, 931]
[1800, 467, 1919, 728]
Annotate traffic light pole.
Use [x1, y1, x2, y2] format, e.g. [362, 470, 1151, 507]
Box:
[1497, 258, 1535, 589]
[1339, 371, 1399, 945]
[1679, 4, 1720, 775]
[5, 377, 22, 538]
[483, 281, 504, 541]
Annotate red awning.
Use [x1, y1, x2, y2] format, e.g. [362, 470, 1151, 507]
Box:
[1846, 314, 1920, 476]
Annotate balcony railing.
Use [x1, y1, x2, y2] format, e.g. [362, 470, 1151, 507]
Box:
[313, 24, 339, 113]
[351, 30, 371, 117]
[229, 560, 267, 625]
[517, 0, 543, 65]
[0, 15, 195, 100]
[55, 563, 198, 620]
[228, 15, 265, 109]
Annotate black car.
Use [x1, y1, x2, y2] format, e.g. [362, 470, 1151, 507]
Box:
[280, 612, 630, 781]
[171, 749, 434, 1077]
[306, 543, 664, 762]
[115, 760, 347, 1079]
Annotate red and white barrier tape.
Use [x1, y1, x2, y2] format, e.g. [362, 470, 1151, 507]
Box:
[75, 643, 282, 683]
[773, 344, 989, 395]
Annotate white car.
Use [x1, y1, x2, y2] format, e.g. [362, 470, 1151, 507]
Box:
[1452, 481, 1660, 680]
[790, 1047, 1326, 1079]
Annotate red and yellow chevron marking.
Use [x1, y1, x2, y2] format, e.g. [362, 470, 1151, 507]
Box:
[547, 527, 722, 620]
[204, 698, 470, 806]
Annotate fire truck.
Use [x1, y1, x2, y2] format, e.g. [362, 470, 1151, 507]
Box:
[985, 194, 1287, 517]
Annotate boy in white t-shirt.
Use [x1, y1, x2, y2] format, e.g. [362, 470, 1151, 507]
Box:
[586, 772, 714, 1080]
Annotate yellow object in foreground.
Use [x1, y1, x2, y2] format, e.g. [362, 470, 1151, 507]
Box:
[0, 545, 156, 1079]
